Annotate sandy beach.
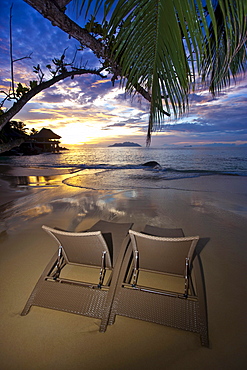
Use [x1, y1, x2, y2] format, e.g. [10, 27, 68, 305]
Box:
[0, 165, 247, 369]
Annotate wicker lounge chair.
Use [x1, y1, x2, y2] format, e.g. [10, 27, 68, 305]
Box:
[108, 225, 209, 346]
[21, 220, 132, 332]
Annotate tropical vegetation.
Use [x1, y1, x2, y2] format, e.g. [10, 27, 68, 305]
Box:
[1, 0, 246, 150]
[73, 0, 247, 142]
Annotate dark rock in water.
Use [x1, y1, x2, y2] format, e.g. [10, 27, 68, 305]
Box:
[143, 161, 161, 169]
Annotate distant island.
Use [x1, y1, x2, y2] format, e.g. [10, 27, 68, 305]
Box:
[108, 142, 141, 147]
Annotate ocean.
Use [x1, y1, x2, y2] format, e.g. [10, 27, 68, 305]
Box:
[0, 146, 247, 190]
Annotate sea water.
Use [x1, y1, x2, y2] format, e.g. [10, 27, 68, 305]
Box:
[0, 146, 246, 190]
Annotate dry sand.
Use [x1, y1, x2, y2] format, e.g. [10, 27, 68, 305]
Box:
[0, 166, 247, 369]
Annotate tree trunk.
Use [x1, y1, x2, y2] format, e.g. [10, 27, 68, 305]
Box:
[0, 138, 24, 154]
[23, 0, 153, 103]
[23, 0, 108, 59]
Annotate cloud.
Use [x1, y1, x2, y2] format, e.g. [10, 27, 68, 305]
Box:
[107, 122, 127, 127]
[102, 122, 127, 130]
[1, 0, 247, 146]
[38, 91, 65, 103]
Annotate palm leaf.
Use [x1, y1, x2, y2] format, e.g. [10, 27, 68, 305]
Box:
[201, 0, 247, 94]
[73, 0, 247, 141]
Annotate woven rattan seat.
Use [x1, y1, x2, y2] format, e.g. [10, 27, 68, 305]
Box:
[21, 220, 132, 332]
[108, 225, 209, 346]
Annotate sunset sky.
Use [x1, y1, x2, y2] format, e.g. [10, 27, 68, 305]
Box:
[1, 0, 247, 147]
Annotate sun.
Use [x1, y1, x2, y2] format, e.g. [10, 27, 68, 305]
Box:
[56, 122, 100, 145]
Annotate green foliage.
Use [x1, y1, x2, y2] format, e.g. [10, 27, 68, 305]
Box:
[200, 0, 247, 94]
[9, 120, 27, 132]
[0, 120, 28, 144]
[85, 16, 103, 35]
[1, 51, 75, 109]
[29, 80, 38, 89]
[30, 127, 38, 134]
[45, 50, 71, 77]
[85, 15, 110, 39]
[51, 57, 68, 74]
[16, 83, 30, 97]
[33, 64, 44, 83]
[85, 16, 115, 50]
[74, 0, 247, 140]
[33, 64, 41, 74]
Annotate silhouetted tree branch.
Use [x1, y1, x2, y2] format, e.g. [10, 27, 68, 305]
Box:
[0, 67, 105, 131]
[23, 0, 153, 104]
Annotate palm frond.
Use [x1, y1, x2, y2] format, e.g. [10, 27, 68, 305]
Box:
[72, 0, 247, 141]
[103, 0, 210, 140]
[201, 0, 247, 94]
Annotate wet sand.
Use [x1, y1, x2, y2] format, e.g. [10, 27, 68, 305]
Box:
[0, 166, 247, 369]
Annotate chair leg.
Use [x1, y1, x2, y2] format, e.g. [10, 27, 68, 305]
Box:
[21, 298, 33, 316]
[99, 235, 132, 331]
[21, 252, 59, 316]
[193, 256, 209, 347]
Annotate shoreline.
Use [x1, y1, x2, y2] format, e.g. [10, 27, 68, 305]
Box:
[0, 164, 83, 207]
[0, 175, 34, 207]
[1, 164, 246, 221]
[0, 165, 247, 369]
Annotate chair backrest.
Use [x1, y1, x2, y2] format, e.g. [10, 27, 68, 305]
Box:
[129, 230, 199, 276]
[42, 225, 112, 268]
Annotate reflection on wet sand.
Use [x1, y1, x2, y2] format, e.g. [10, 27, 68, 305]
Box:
[1, 166, 247, 370]
[4, 175, 60, 187]
[1, 168, 246, 237]
[1, 178, 163, 234]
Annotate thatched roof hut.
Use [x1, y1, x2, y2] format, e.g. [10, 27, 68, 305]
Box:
[32, 128, 61, 140]
[26, 128, 61, 153]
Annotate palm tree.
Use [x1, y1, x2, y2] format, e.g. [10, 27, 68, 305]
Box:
[30, 128, 38, 135]
[9, 120, 28, 133]
[22, 0, 247, 142]
[74, 0, 247, 142]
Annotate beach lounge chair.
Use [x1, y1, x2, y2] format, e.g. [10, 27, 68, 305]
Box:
[108, 225, 209, 346]
[21, 220, 132, 332]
